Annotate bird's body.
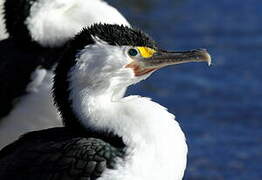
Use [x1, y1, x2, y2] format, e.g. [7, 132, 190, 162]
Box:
[0, 96, 186, 180]
[0, 0, 130, 148]
[0, 24, 211, 179]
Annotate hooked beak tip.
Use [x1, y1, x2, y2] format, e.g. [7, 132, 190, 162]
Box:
[198, 49, 212, 66]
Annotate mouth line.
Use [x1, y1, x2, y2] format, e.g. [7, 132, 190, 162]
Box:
[134, 67, 157, 76]
[125, 61, 157, 76]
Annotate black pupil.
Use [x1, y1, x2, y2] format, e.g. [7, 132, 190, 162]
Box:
[128, 49, 138, 56]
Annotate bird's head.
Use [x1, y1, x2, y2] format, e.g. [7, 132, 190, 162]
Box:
[55, 24, 211, 94]
[53, 24, 211, 129]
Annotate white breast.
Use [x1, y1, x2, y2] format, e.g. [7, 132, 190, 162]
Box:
[0, 69, 62, 149]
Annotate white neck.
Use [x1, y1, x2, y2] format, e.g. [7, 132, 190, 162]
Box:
[26, 0, 130, 47]
[69, 83, 188, 180]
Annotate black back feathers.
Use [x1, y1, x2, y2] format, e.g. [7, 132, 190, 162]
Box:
[0, 127, 125, 179]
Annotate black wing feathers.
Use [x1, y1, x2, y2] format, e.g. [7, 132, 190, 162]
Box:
[0, 128, 124, 180]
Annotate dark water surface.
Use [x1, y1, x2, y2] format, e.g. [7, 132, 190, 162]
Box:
[108, 0, 262, 179]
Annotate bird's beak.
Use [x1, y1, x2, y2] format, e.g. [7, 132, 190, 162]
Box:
[126, 49, 211, 76]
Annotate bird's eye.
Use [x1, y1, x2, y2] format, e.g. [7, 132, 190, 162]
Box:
[128, 48, 139, 57]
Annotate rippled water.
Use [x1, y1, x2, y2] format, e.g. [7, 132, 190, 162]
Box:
[108, 0, 262, 179]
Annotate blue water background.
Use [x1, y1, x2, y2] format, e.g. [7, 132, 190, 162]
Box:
[108, 0, 262, 179]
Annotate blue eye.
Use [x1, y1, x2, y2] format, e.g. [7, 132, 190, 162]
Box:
[128, 48, 139, 57]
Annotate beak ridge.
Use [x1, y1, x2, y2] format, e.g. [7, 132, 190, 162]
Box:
[141, 48, 212, 68]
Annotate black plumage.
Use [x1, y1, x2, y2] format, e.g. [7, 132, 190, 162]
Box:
[0, 128, 125, 180]
[73, 24, 157, 49]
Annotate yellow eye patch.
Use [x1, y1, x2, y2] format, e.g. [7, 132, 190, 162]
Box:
[137, 47, 156, 58]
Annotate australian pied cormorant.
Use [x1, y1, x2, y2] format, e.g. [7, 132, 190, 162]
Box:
[0, 24, 211, 180]
[0, 0, 130, 148]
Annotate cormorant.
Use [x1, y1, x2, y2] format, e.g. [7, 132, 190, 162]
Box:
[0, 24, 211, 180]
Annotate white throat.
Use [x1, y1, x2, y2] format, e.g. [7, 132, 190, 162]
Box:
[69, 71, 188, 180]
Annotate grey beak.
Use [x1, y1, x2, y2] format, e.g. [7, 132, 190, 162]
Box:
[140, 49, 211, 69]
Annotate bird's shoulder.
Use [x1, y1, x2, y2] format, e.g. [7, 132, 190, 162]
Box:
[0, 127, 125, 180]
